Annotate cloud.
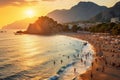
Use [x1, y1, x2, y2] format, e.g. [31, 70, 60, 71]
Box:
[0, 0, 57, 7]
[42, 0, 56, 1]
[0, 0, 40, 7]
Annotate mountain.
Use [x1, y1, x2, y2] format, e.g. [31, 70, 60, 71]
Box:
[47, 2, 107, 23]
[91, 1, 120, 22]
[2, 17, 37, 29]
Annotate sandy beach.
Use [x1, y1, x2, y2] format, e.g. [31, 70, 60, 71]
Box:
[66, 32, 120, 80]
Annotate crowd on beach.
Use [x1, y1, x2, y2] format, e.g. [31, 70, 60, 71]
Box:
[50, 38, 94, 80]
[69, 33, 120, 80]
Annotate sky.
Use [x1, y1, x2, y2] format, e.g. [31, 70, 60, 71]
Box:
[0, 0, 119, 28]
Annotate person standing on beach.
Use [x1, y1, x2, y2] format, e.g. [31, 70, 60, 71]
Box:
[90, 72, 93, 80]
[81, 58, 83, 63]
[85, 54, 87, 59]
[95, 58, 97, 63]
[53, 60, 56, 66]
[74, 68, 76, 73]
[105, 60, 108, 66]
[92, 62, 94, 67]
[84, 60, 86, 66]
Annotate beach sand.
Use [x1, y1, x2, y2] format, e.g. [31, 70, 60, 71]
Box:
[66, 33, 120, 80]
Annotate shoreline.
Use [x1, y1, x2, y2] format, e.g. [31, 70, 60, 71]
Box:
[49, 35, 95, 80]
[4, 30, 120, 80]
[66, 32, 120, 80]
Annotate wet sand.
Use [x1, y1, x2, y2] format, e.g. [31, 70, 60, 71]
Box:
[66, 32, 120, 80]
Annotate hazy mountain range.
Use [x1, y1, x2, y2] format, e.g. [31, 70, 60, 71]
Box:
[91, 1, 120, 22]
[2, 17, 37, 29]
[47, 2, 107, 23]
[2, 1, 120, 29]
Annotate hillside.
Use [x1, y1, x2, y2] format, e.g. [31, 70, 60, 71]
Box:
[25, 16, 63, 34]
[47, 2, 107, 23]
[91, 1, 120, 22]
[2, 17, 37, 29]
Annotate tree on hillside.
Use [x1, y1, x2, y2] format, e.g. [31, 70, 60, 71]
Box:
[88, 23, 120, 35]
[72, 25, 78, 32]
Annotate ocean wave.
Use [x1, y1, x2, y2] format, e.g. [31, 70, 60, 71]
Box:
[48, 61, 78, 80]
[48, 42, 94, 80]
[1, 70, 30, 80]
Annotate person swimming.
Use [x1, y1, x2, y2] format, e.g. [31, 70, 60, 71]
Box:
[67, 56, 70, 59]
[61, 60, 63, 64]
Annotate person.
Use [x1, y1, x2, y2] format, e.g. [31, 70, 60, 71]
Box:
[61, 60, 63, 64]
[74, 68, 76, 73]
[90, 72, 93, 80]
[73, 54, 76, 58]
[92, 62, 94, 67]
[95, 58, 97, 63]
[105, 60, 108, 66]
[85, 54, 87, 59]
[77, 54, 79, 57]
[53, 60, 56, 65]
[84, 60, 86, 66]
[68, 56, 70, 59]
[81, 58, 83, 63]
[96, 67, 99, 71]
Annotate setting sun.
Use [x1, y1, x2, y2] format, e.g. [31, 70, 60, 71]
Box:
[25, 9, 35, 18]
[0, 0, 120, 80]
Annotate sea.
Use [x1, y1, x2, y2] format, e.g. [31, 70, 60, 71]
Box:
[0, 30, 94, 80]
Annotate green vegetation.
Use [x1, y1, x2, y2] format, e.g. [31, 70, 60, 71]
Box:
[19, 16, 120, 35]
[25, 16, 83, 34]
[88, 23, 120, 35]
[71, 25, 78, 32]
[65, 22, 120, 35]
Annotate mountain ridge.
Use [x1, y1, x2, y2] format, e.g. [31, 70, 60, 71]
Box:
[47, 1, 107, 23]
[91, 1, 120, 22]
[2, 17, 37, 29]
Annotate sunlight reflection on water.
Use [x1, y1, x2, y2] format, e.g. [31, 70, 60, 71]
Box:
[0, 30, 94, 80]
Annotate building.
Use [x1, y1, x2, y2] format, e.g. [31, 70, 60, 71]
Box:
[77, 23, 95, 28]
[67, 22, 95, 30]
[111, 17, 120, 23]
[68, 24, 73, 29]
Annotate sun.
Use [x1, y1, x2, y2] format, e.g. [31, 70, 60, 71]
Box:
[25, 9, 35, 18]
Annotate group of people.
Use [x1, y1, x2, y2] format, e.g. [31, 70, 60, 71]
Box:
[52, 33, 120, 80]
[73, 33, 120, 80]
[52, 42, 93, 80]
[53, 59, 63, 65]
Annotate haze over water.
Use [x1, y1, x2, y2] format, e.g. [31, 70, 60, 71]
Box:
[0, 30, 94, 80]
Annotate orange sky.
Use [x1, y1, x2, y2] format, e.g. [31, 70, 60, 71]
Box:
[0, 0, 119, 28]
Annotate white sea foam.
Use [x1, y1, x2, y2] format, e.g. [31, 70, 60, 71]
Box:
[49, 42, 94, 80]
[0, 30, 94, 80]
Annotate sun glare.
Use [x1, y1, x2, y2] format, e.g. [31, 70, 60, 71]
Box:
[25, 9, 35, 18]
